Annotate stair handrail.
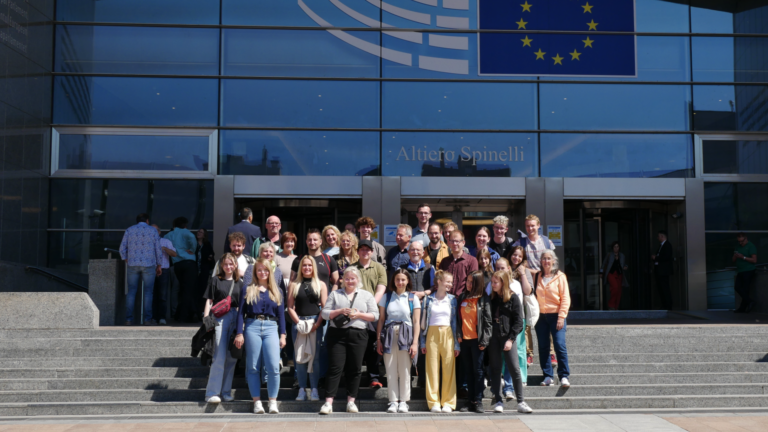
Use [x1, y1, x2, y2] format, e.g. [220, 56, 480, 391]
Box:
[24, 266, 88, 293]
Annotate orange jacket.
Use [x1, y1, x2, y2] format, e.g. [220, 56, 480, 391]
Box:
[534, 271, 571, 319]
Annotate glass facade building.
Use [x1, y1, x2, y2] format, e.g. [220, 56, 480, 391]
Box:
[4, 0, 768, 310]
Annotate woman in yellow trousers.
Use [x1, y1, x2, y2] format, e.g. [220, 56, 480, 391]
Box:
[419, 270, 460, 413]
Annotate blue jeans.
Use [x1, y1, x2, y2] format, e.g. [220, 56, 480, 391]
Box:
[535, 313, 570, 380]
[205, 309, 237, 398]
[292, 317, 322, 390]
[126, 265, 155, 323]
[244, 318, 281, 399]
[503, 318, 527, 393]
[152, 268, 170, 321]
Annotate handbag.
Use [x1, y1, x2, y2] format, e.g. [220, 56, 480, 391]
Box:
[229, 332, 244, 359]
[525, 271, 540, 326]
[211, 280, 236, 318]
[332, 292, 358, 328]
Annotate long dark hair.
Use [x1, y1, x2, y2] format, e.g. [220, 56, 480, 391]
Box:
[477, 249, 494, 274]
[388, 268, 413, 293]
[466, 270, 486, 298]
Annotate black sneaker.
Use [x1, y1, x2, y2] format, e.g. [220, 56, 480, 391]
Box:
[459, 404, 472, 413]
[472, 403, 485, 414]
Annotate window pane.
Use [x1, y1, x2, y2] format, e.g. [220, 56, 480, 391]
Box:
[55, 26, 219, 75]
[53, 77, 218, 126]
[693, 85, 768, 131]
[56, 0, 220, 24]
[693, 37, 768, 82]
[219, 130, 379, 176]
[383, 0, 477, 30]
[706, 232, 768, 275]
[222, 0, 378, 26]
[636, 0, 690, 32]
[381, 132, 537, 177]
[704, 182, 768, 231]
[58, 134, 210, 171]
[48, 231, 124, 274]
[540, 84, 692, 131]
[222, 29, 380, 77]
[703, 140, 768, 174]
[540, 134, 694, 178]
[382, 82, 536, 130]
[220, 80, 379, 128]
[692, 1, 768, 34]
[49, 179, 214, 231]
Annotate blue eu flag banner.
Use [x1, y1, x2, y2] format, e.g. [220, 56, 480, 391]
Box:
[479, 0, 637, 77]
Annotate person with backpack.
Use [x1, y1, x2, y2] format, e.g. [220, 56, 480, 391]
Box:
[400, 240, 434, 387]
[456, 271, 491, 413]
[376, 269, 421, 413]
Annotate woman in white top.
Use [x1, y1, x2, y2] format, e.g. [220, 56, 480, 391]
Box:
[275, 232, 297, 287]
[322, 225, 342, 259]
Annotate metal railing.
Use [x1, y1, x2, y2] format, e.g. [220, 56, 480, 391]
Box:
[25, 266, 88, 293]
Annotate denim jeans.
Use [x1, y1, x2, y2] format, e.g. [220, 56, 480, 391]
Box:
[244, 318, 281, 399]
[460, 339, 485, 404]
[152, 268, 170, 321]
[126, 265, 156, 323]
[205, 309, 238, 398]
[292, 316, 322, 390]
[503, 318, 527, 393]
[535, 313, 570, 380]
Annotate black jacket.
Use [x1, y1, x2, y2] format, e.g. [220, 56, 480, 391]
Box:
[490, 294, 524, 343]
[654, 241, 674, 276]
[191, 315, 218, 366]
[456, 292, 492, 347]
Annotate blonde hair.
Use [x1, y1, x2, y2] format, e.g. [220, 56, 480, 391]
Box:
[434, 269, 453, 286]
[342, 266, 364, 291]
[339, 230, 359, 262]
[321, 225, 342, 251]
[246, 258, 282, 306]
[493, 215, 509, 227]
[491, 270, 513, 303]
[290, 256, 322, 299]
[525, 214, 541, 226]
[216, 253, 240, 281]
[258, 241, 276, 257]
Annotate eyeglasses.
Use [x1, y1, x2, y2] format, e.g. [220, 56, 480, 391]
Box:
[449, 239, 464, 244]
[267, 222, 280, 225]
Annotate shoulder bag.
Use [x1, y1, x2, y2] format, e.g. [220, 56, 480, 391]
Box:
[524, 271, 540, 326]
[211, 280, 236, 318]
[332, 291, 358, 328]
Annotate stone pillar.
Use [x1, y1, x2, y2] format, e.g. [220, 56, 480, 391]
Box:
[88, 259, 124, 326]
[685, 178, 707, 311]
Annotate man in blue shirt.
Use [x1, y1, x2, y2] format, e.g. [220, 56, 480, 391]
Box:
[386, 224, 412, 281]
[165, 216, 199, 323]
[119, 213, 162, 326]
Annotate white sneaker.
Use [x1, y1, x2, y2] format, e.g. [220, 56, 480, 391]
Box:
[268, 401, 279, 414]
[159, 319, 167, 325]
[441, 405, 452, 413]
[387, 402, 398, 413]
[347, 401, 359, 413]
[296, 388, 307, 401]
[430, 405, 442, 413]
[205, 395, 221, 404]
[504, 391, 514, 401]
[253, 401, 265, 414]
[517, 401, 533, 414]
[319, 402, 333, 415]
[398, 402, 409, 413]
[560, 377, 571, 388]
[493, 402, 504, 413]
[310, 388, 320, 401]
[222, 393, 234, 402]
[541, 377, 554, 386]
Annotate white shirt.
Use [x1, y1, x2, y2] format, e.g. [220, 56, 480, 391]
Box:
[159, 238, 175, 269]
[428, 296, 451, 327]
[379, 291, 422, 325]
[509, 279, 524, 316]
[236, 254, 250, 277]
[525, 236, 555, 271]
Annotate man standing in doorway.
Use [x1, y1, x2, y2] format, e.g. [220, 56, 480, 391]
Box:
[356, 216, 387, 269]
[386, 224, 412, 280]
[733, 233, 758, 313]
[152, 224, 176, 325]
[119, 213, 162, 326]
[225, 207, 262, 257]
[253, 215, 282, 256]
[489, 215, 514, 259]
[355, 240, 388, 388]
[290, 229, 339, 290]
[439, 231, 478, 297]
[427, 223, 449, 268]
[651, 231, 674, 310]
[166, 217, 199, 323]
[411, 204, 432, 248]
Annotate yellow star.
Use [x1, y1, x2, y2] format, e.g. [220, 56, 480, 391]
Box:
[516, 18, 528, 29]
[521, 35, 533, 47]
[534, 48, 546, 60]
[521, 1, 532, 12]
[587, 19, 598, 30]
[569, 49, 581, 60]
[582, 36, 594, 48]
[582, 2, 593, 13]
[552, 53, 564, 65]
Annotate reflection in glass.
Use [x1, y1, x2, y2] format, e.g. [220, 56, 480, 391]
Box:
[704, 182, 768, 231]
[636, 0, 690, 32]
[223, 0, 379, 27]
[49, 179, 214, 231]
[381, 132, 537, 177]
[222, 29, 380, 77]
[703, 140, 768, 174]
[56, 0, 220, 24]
[540, 84, 691, 131]
[219, 130, 380, 176]
[55, 26, 219, 75]
[382, 82, 536, 130]
[693, 37, 768, 82]
[58, 134, 210, 171]
[220, 80, 379, 128]
[691, 3, 734, 34]
[540, 134, 693, 178]
[693, 85, 768, 131]
[53, 77, 218, 126]
[48, 231, 125, 274]
[706, 232, 768, 275]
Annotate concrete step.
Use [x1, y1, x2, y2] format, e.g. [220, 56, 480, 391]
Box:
[0, 367, 210, 379]
[0, 357, 203, 369]
[2, 394, 768, 416]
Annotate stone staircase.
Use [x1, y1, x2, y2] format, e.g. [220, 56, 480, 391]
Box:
[1, 325, 767, 416]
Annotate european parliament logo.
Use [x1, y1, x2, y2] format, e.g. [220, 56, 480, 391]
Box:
[298, 0, 636, 77]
